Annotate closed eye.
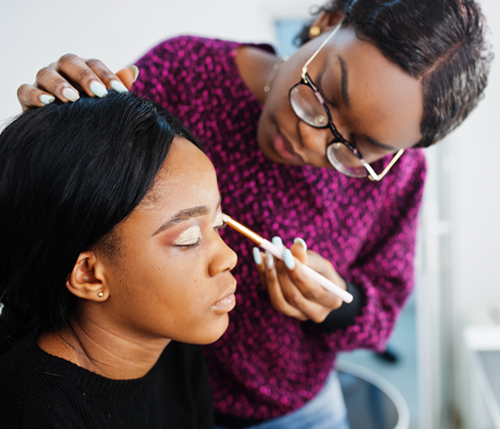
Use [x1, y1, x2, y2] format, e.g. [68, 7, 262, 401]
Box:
[172, 225, 202, 248]
[175, 238, 201, 248]
[175, 222, 226, 249]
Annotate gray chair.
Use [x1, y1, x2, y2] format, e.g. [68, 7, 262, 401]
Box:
[337, 360, 410, 429]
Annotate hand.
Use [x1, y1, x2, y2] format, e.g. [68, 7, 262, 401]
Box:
[254, 238, 347, 322]
[17, 54, 138, 111]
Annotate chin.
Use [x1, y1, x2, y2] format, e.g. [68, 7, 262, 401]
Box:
[181, 314, 230, 345]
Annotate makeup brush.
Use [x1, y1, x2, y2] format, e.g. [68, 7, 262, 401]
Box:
[222, 214, 353, 304]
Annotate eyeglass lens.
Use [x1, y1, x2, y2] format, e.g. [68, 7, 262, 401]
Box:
[290, 83, 368, 178]
[326, 144, 368, 178]
[290, 85, 328, 127]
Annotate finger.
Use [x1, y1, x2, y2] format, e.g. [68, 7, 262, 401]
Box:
[252, 247, 267, 289]
[55, 54, 108, 98]
[265, 252, 308, 321]
[35, 66, 81, 103]
[86, 59, 129, 93]
[305, 251, 347, 291]
[116, 65, 139, 90]
[277, 250, 341, 322]
[290, 237, 308, 265]
[17, 84, 55, 111]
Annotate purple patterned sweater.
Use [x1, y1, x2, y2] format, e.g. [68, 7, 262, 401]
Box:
[133, 36, 426, 422]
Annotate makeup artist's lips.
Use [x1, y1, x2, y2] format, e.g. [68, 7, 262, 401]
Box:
[212, 284, 237, 313]
[272, 128, 304, 164]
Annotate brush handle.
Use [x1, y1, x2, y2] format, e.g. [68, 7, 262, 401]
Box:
[260, 240, 354, 304]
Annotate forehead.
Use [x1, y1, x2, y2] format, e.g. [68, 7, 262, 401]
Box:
[140, 137, 218, 213]
[324, 26, 424, 148]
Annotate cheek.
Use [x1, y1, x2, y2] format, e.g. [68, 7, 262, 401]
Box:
[108, 244, 229, 343]
[123, 250, 217, 319]
[134, 250, 210, 298]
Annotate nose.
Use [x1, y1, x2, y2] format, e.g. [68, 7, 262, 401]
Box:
[298, 120, 332, 155]
[208, 235, 238, 277]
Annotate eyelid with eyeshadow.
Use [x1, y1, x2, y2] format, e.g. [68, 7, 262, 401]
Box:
[172, 225, 202, 247]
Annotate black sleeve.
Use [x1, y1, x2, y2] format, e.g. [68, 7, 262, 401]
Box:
[314, 282, 365, 333]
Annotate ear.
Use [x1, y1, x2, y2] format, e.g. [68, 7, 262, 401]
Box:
[309, 8, 345, 37]
[66, 251, 109, 302]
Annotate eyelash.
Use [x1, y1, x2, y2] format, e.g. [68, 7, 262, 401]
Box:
[214, 221, 227, 232]
[175, 238, 201, 249]
[174, 221, 227, 249]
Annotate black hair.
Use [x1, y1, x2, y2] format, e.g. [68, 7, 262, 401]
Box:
[298, 0, 492, 147]
[0, 92, 203, 346]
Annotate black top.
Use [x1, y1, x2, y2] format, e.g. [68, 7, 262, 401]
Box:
[0, 333, 213, 428]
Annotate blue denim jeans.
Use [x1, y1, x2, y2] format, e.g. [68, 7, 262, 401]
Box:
[215, 371, 350, 429]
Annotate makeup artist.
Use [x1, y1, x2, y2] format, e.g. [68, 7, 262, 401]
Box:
[17, 0, 491, 427]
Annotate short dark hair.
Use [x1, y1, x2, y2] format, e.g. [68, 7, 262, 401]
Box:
[298, 0, 492, 147]
[0, 92, 203, 341]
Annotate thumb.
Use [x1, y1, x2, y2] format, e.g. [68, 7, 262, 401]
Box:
[116, 65, 139, 90]
[290, 238, 308, 265]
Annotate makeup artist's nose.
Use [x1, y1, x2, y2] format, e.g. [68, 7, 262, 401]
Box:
[209, 239, 238, 277]
[298, 120, 333, 154]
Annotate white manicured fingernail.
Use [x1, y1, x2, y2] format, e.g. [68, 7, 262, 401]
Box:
[40, 94, 55, 105]
[90, 81, 108, 98]
[62, 87, 79, 102]
[283, 249, 296, 270]
[272, 236, 283, 250]
[253, 247, 262, 265]
[265, 251, 275, 269]
[111, 80, 128, 93]
[293, 237, 307, 251]
[129, 65, 139, 82]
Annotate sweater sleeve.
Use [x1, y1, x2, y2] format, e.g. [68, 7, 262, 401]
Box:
[321, 153, 426, 351]
[314, 281, 365, 333]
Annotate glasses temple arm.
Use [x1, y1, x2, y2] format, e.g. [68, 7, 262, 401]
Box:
[301, 24, 342, 80]
[366, 149, 405, 181]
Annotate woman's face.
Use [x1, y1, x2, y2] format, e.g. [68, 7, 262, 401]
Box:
[257, 25, 424, 169]
[99, 137, 237, 345]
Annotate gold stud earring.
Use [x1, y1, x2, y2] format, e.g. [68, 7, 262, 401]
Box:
[309, 25, 321, 37]
[97, 291, 104, 298]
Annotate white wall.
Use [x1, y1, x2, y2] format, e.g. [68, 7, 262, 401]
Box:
[0, 0, 310, 126]
[450, 0, 500, 321]
[449, 0, 500, 422]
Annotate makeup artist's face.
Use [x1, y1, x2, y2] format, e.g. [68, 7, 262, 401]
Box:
[257, 25, 424, 169]
[101, 138, 237, 345]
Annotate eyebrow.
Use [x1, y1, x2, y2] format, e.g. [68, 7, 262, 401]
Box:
[151, 198, 222, 237]
[337, 55, 350, 108]
[152, 206, 209, 237]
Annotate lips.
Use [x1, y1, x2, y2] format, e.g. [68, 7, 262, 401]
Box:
[212, 283, 237, 313]
[272, 127, 304, 163]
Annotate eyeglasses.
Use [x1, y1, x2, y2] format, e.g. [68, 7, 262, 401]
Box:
[288, 25, 404, 181]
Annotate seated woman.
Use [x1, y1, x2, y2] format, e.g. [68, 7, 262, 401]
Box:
[0, 92, 237, 428]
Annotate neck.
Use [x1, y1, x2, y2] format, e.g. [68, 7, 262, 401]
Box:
[38, 316, 170, 380]
[234, 46, 279, 104]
